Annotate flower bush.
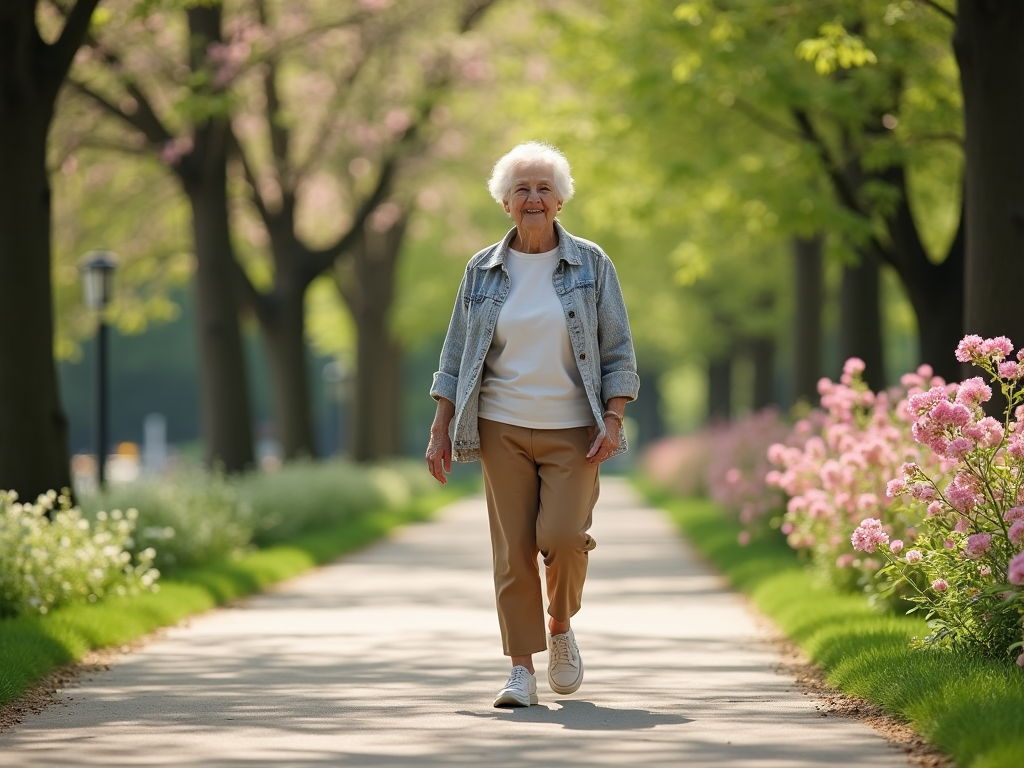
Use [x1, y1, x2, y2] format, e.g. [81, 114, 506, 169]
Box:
[704, 408, 791, 540]
[0, 489, 158, 618]
[850, 336, 1024, 660]
[640, 434, 715, 499]
[80, 470, 252, 572]
[766, 358, 951, 597]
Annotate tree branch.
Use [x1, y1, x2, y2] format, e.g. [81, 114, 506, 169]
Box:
[48, 0, 101, 87]
[732, 96, 805, 144]
[791, 108, 866, 218]
[228, 127, 273, 227]
[915, 0, 955, 23]
[68, 77, 173, 146]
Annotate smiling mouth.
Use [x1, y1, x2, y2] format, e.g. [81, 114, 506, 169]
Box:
[524, 209, 543, 214]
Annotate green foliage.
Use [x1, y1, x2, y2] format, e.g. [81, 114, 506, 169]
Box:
[0, 491, 158, 619]
[639, 482, 1024, 768]
[79, 470, 253, 572]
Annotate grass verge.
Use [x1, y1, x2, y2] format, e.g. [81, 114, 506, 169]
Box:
[0, 485, 467, 710]
[636, 480, 1024, 768]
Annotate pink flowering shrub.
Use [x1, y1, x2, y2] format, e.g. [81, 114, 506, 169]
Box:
[704, 408, 791, 539]
[853, 336, 1024, 659]
[767, 358, 951, 597]
[640, 434, 714, 499]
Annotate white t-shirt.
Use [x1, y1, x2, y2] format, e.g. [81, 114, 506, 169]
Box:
[478, 246, 594, 429]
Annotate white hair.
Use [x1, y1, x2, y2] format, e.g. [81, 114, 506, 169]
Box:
[487, 141, 575, 207]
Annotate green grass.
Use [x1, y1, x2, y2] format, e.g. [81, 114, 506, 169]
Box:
[636, 480, 1024, 768]
[0, 486, 465, 709]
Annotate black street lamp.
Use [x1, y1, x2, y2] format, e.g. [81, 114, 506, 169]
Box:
[81, 251, 117, 490]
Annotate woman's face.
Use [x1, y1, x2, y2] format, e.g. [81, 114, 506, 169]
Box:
[503, 161, 562, 233]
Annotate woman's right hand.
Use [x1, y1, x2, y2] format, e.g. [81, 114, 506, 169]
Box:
[425, 431, 452, 484]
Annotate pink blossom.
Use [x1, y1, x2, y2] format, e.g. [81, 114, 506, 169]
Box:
[954, 517, 969, 534]
[841, 357, 865, 385]
[889, 539, 904, 554]
[978, 564, 992, 577]
[954, 378, 992, 408]
[856, 493, 879, 511]
[737, 531, 751, 546]
[906, 549, 923, 564]
[1005, 506, 1024, 523]
[981, 336, 1014, 361]
[725, 468, 742, 485]
[851, 518, 889, 553]
[964, 533, 992, 559]
[885, 478, 906, 498]
[932, 399, 973, 427]
[927, 501, 943, 517]
[1009, 520, 1024, 546]
[955, 335, 985, 363]
[909, 483, 936, 501]
[999, 361, 1023, 380]
[944, 538, 956, 550]
[836, 553, 855, 568]
[1009, 439, 1024, 460]
[905, 526, 917, 539]
[931, 578, 949, 592]
[781, 521, 795, 535]
[1008, 552, 1024, 586]
[945, 437, 974, 459]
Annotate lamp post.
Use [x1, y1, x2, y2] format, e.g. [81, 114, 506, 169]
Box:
[81, 251, 117, 490]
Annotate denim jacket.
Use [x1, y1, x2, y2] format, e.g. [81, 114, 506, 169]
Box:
[430, 221, 640, 462]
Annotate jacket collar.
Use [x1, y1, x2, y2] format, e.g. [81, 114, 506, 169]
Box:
[477, 220, 583, 269]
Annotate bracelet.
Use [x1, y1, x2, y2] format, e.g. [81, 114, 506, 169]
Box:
[602, 410, 623, 425]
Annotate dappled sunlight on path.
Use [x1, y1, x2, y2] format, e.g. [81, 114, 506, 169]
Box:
[0, 480, 909, 767]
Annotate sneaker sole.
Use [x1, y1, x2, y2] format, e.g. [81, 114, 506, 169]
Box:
[493, 691, 539, 708]
[548, 659, 584, 695]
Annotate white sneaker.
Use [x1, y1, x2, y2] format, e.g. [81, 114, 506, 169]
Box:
[548, 628, 584, 694]
[493, 665, 538, 707]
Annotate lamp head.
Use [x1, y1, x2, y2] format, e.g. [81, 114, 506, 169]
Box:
[80, 251, 118, 311]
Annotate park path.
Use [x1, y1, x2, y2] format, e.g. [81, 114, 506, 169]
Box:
[0, 479, 910, 767]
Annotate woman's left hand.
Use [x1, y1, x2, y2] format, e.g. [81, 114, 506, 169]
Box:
[586, 413, 621, 465]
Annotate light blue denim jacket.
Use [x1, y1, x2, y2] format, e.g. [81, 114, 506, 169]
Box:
[430, 221, 640, 462]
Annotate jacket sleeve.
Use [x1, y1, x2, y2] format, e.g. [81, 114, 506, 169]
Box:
[595, 255, 640, 405]
[429, 270, 469, 404]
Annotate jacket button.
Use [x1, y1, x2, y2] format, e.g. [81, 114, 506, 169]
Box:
[568, 311, 575, 318]
[579, 353, 586, 360]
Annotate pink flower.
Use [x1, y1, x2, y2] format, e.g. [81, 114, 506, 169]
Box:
[906, 549, 923, 564]
[927, 501, 943, 516]
[981, 336, 1014, 361]
[944, 538, 956, 550]
[1010, 520, 1024, 546]
[851, 518, 889, 553]
[999, 361, 1023, 380]
[954, 378, 992, 408]
[1005, 506, 1024, 523]
[1008, 552, 1024, 586]
[954, 517, 969, 534]
[945, 437, 974, 459]
[836, 553, 855, 568]
[932, 578, 949, 592]
[841, 358, 866, 385]
[889, 539, 904, 554]
[955, 335, 985, 363]
[909, 483, 937, 501]
[737, 531, 751, 546]
[885, 478, 906, 498]
[781, 521, 795, 535]
[857, 493, 879, 511]
[725, 468, 742, 485]
[978, 565, 992, 577]
[964, 533, 992, 559]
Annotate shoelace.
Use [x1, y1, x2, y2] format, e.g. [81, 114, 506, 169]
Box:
[507, 666, 530, 688]
[550, 633, 574, 664]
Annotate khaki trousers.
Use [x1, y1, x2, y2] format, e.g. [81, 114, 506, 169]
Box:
[478, 418, 600, 656]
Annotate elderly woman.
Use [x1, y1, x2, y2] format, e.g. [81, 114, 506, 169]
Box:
[425, 142, 639, 708]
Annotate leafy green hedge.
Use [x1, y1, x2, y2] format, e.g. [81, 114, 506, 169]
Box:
[0, 483, 464, 709]
[637, 481, 1024, 768]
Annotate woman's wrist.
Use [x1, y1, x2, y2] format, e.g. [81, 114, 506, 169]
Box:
[602, 410, 623, 427]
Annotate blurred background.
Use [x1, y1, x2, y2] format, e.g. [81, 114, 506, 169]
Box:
[35, 0, 962, 485]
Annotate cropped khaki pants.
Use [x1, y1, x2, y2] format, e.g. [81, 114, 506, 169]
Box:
[478, 418, 600, 656]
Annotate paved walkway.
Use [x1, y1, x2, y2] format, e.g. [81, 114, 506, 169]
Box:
[0, 479, 909, 767]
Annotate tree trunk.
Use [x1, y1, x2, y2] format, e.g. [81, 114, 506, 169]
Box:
[707, 357, 732, 423]
[749, 337, 775, 411]
[259, 272, 316, 460]
[792, 235, 823, 403]
[0, 87, 72, 499]
[181, 124, 255, 473]
[0, 1, 93, 499]
[174, 7, 255, 473]
[337, 211, 408, 462]
[955, 3, 1024, 373]
[632, 366, 664, 447]
[839, 253, 886, 391]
